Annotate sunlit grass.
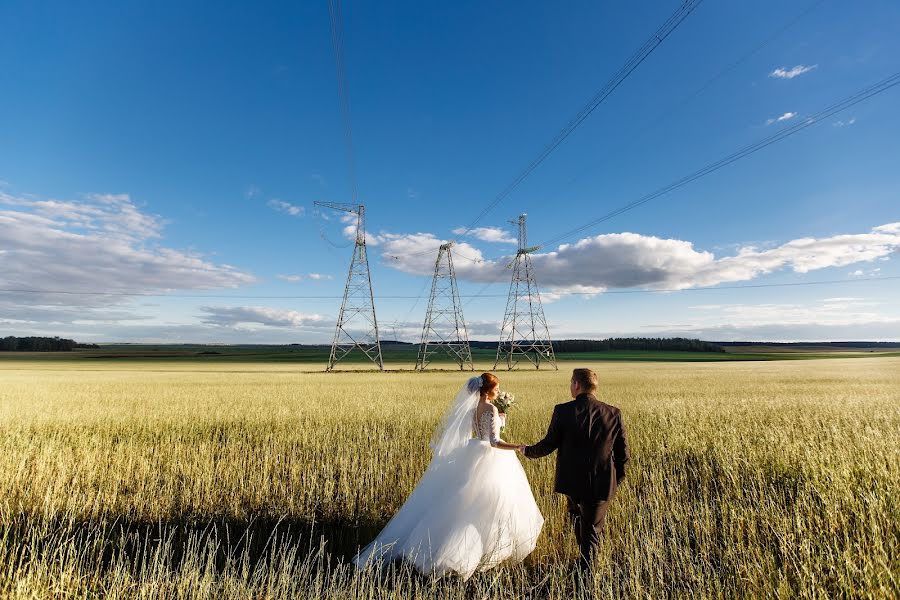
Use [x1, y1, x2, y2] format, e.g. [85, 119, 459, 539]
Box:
[0, 358, 897, 598]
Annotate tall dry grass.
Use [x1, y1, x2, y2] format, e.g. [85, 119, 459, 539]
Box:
[0, 358, 897, 598]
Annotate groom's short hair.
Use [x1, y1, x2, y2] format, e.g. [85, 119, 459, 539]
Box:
[572, 368, 598, 393]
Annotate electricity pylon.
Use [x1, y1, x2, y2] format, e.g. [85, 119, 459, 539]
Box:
[416, 242, 474, 371]
[314, 202, 384, 371]
[494, 214, 557, 370]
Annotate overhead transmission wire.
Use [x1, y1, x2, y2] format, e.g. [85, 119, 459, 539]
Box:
[27, 69, 881, 308]
[327, 0, 358, 202]
[537, 70, 900, 250]
[386, 0, 704, 263]
[562, 0, 828, 189]
[456, 0, 828, 305]
[455, 70, 900, 305]
[3, 276, 897, 300]
[403, 0, 824, 268]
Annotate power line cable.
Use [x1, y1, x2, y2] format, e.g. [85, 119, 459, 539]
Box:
[535, 70, 900, 250]
[4, 276, 896, 300]
[391, 1, 824, 309]
[387, 0, 704, 261]
[453, 72, 900, 305]
[327, 0, 359, 202]
[561, 0, 828, 189]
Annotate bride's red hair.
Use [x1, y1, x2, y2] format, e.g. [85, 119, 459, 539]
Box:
[479, 372, 499, 399]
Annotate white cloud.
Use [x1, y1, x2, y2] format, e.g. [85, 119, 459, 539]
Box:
[770, 64, 817, 79]
[335, 213, 390, 246]
[276, 273, 332, 282]
[267, 199, 305, 217]
[199, 306, 327, 329]
[452, 226, 518, 245]
[766, 111, 797, 126]
[380, 222, 900, 297]
[833, 117, 856, 127]
[245, 185, 262, 200]
[0, 191, 256, 308]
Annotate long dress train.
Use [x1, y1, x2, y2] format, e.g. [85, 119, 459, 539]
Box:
[353, 399, 543, 579]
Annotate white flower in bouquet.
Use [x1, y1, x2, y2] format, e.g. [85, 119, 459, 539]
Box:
[493, 391, 516, 414]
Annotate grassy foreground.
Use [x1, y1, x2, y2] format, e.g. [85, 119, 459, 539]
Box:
[0, 358, 897, 598]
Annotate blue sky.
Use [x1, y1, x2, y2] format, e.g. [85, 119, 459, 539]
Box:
[1, 0, 899, 343]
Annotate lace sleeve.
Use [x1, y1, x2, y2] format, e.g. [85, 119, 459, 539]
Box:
[487, 406, 502, 447]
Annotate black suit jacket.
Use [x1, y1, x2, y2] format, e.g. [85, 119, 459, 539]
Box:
[524, 394, 628, 502]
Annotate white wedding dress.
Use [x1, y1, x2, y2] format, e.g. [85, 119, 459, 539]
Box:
[353, 377, 544, 579]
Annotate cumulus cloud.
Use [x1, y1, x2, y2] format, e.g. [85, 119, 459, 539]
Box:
[770, 64, 817, 79]
[277, 273, 332, 282]
[267, 199, 305, 217]
[0, 190, 256, 309]
[766, 111, 797, 125]
[380, 222, 900, 298]
[452, 226, 517, 245]
[199, 305, 327, 328]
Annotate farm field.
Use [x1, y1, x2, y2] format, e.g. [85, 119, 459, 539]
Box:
[0, 357, 897, 599]
[2, 343, 899, 365]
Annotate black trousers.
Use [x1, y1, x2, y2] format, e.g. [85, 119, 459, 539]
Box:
[566, 495, 609, 575]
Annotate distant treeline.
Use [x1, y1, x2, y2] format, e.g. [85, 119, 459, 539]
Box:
[460, 337, 724, 353]
[550, 337, 724, 353]
[0, 336, 100, 352]
[715, 341, 900, 349]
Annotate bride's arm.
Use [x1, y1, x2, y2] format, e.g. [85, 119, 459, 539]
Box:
[487, 406, 523, 451]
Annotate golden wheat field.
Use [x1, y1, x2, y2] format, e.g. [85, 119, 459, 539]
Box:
[0, 357, 898, 599]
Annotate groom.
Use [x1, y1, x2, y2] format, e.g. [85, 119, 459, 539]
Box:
[523, 368, 629, 577]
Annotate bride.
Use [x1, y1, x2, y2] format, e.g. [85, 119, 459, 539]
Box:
[353, 372, 544, 579]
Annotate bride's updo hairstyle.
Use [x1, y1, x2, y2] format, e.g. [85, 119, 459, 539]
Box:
[479, 372, 500, 400]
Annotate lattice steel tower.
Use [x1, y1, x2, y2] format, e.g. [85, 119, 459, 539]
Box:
[314, 202, 384, 371]
[416, 243, 474, 371]
[494, 214, 557, 370]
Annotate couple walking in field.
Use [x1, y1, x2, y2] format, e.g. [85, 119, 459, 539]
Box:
[353, 368, 629, 586]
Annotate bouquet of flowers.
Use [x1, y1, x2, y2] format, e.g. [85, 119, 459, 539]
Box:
[493, 391, 516, 415]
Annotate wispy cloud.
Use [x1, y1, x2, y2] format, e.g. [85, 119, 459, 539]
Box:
[766, 111, 797, 126]
[276, 273, 332, 282]
[199, 305, 327, 328]
[267, 199, 305, 217]
[770, 64, 817, 79]
[0, 190, 255, 308]
[833, 117, 857, 127]
[452, 226, 518, 245]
